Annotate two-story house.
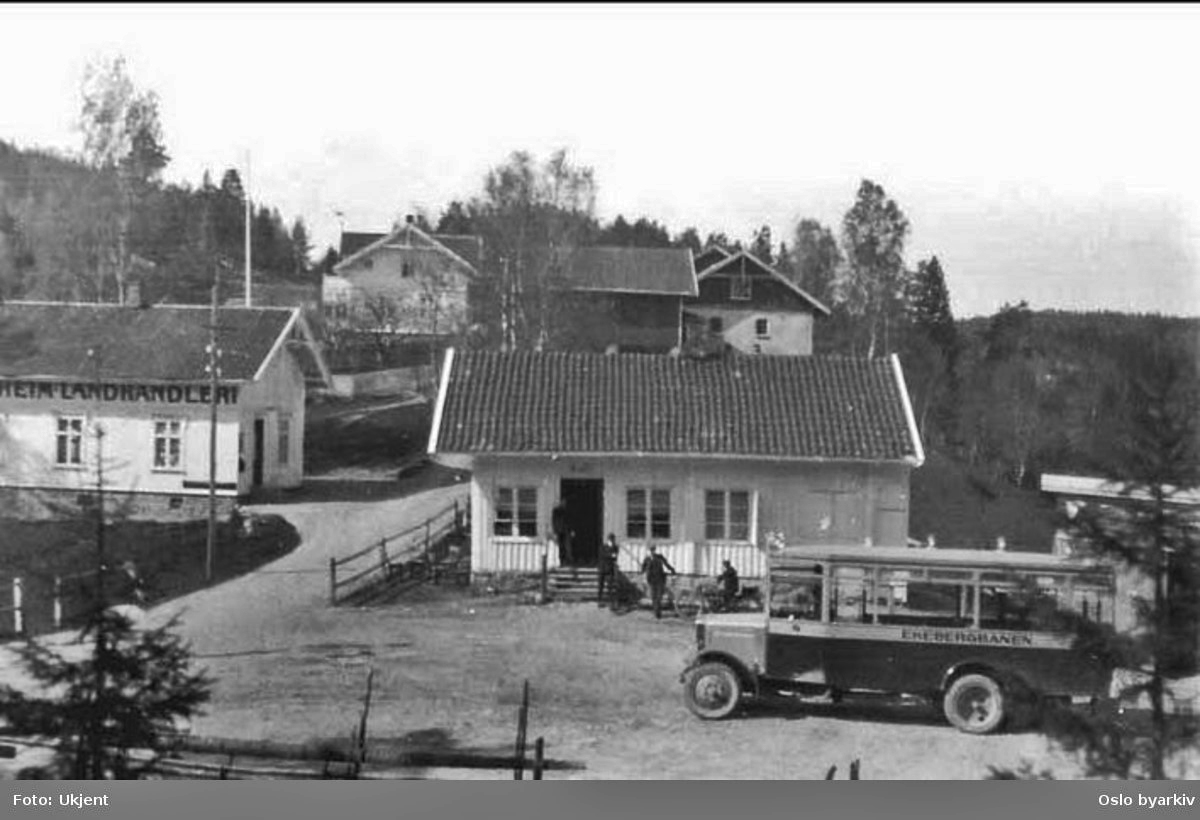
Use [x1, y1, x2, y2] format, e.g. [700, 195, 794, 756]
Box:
[684, 250, 829, 356]
[324, 218, 481, 339]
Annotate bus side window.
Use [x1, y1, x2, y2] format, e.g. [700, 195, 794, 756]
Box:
[769, 567, 823, 621]
[831, 567, 868, 624]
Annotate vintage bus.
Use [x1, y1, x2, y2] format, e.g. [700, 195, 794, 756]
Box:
[680, 545, 1117, 733]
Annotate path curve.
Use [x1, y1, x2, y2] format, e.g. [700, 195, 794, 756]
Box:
[145, 483, 469, 655]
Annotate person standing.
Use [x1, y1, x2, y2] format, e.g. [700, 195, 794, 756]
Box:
[717, 559, 739, 611]
[551, 500, 572, 566]
[598, 533, 620, 608]
[641, 544, 677, 619]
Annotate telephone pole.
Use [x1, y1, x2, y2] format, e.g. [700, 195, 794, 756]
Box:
[244, 151, 252, 307]
[87, 347, 106, 610]
[205, 271, 222, 582]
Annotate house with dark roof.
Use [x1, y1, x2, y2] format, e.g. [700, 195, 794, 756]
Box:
[0, 302, 326, 520]
[691, 245, 731, 273]
[428, 349, 924, 581]
[684, 251, 830, 356]
[552, 246, 698, 353]
[324, 218, 480, 339]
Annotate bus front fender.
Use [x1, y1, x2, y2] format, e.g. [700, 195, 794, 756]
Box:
[682, 651, 760, 696]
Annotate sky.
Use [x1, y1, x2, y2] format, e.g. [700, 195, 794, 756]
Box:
[1, 3, 1198, 318]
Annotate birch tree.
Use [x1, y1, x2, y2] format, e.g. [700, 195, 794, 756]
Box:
[839, 179, 910, 358]
[77, 55, 168, 304]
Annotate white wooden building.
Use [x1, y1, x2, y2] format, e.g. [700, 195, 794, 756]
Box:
[428, 349, 924, 581]
[0, 302, 326, 520]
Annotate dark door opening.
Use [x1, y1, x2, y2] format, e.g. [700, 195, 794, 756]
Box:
[560, 479, 604, 567]
[252, 418, 265, 487]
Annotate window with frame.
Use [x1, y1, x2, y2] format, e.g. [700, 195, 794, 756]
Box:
[493, 486, 538, 537]
[153, 419, 183, 471]
[277, 416, 291, 466]
[755, 317, 769, 338]
[56, 416, 85, 466]
[705, 489, 751, 541]
[626, 488, 672, 540]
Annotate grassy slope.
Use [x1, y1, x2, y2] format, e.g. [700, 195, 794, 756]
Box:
[0, 516, 299, 636]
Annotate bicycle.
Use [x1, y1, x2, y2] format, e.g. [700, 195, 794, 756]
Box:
[665, 575, 702, 619]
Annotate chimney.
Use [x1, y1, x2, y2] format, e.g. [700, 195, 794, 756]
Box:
[405, 214, 415, 225]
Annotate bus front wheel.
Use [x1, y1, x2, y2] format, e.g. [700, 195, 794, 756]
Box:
[683, 662, 742, 720]
[943, 673, 1006, 734]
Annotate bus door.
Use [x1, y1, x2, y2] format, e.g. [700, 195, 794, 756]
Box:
[818, 564, 901, 690]
[765, 563, 827, 683]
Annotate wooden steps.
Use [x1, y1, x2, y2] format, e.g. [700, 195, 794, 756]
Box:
[547, 567, 600, 602]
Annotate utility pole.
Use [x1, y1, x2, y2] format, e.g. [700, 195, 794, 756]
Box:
[244, 151, 253, 308]
[205, 270, 222, 583]
[86, 346, 107, 780]
[86, 347, 107, 609]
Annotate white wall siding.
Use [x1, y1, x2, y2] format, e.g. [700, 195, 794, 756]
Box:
[0, 393, 240, 496]
[618, 540, 768, 579]
[465, 455, 911, 580]
[238, 343, 307, 490]
[477, 537, 561, 573]
[687, 307, 814, 356]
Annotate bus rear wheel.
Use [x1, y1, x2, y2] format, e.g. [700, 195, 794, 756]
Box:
[943, 673, 1006, 734]
[683, 662, 742, 720]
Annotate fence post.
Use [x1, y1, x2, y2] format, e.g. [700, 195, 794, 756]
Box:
[513, 679, 529, 780]
[329, 557, 338, 607]
[12, 577, 22, 635]
[533, 737, 545, 780]
[424, 520, 432, 580]
[53, 575, 62, 630]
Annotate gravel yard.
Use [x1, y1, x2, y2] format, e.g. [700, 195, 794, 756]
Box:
[6, 477, 1197, 780]
[174, 588, 1136, 780]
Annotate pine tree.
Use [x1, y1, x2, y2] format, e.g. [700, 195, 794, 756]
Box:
[0, 611, 213, 778]
[993, 337, 1199, 779]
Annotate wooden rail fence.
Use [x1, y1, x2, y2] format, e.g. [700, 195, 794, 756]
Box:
[0, 576, 24, 636]
[328, 500, 468, 606]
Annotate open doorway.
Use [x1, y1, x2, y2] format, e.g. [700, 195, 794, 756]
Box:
[560, 479, 604, 566]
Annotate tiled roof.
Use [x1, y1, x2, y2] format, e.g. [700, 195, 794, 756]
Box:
[436, 235, 483, 271]
[339, 232, 385, 258]
[336, 226, 482, 274]
[693, 246, 731, 272]
[562, 247, 697, 296]
[696, 251, 831, 315]
[432, 349, 921, 463]
[0, 302, 297, 383]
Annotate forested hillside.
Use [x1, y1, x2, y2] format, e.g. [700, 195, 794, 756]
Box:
[0, 59, 313, 307]
[951, 306, 1199, 484]
[3, 58, 1195, 512]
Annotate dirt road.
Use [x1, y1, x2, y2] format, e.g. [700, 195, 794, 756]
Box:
[139, 481, 468, 655]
